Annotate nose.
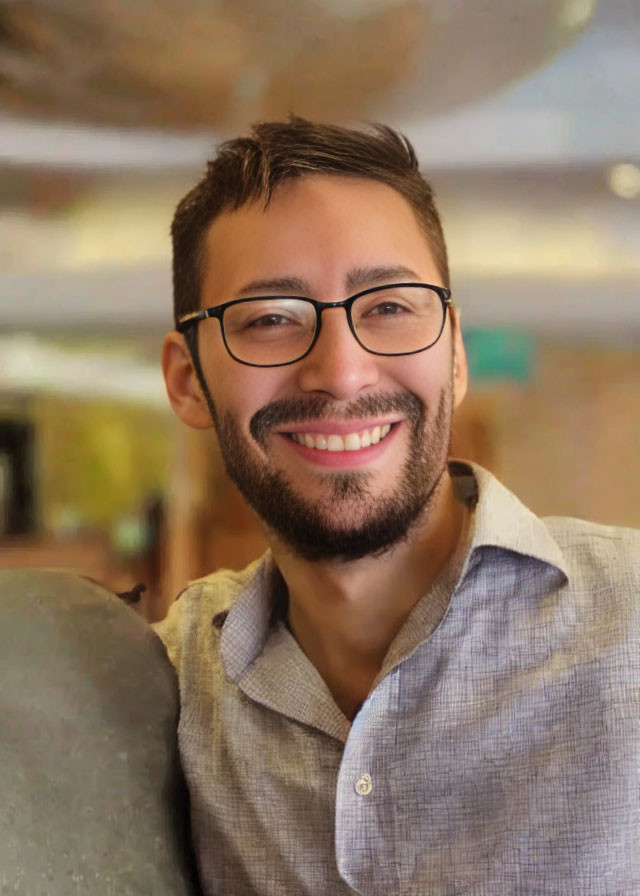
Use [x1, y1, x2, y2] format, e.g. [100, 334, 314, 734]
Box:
[295, 307, 380, 399]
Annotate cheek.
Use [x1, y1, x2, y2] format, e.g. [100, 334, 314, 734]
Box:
[390, 350, 453, 405]
[210, 364, 290, 427]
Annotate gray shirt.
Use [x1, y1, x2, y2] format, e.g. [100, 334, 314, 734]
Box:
[155, 462, 640, 895]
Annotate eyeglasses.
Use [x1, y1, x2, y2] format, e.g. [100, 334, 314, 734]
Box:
[176, 282, 452, 368]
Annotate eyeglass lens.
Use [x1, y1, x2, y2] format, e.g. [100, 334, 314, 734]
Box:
[221, 285, 444, 365]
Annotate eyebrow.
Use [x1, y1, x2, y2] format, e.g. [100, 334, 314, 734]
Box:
[345, 265, 422, 292]
[236, 265, 423, 298]
[237, 276, 309, 296]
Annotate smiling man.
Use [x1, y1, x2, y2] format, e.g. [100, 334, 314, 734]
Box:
[157, 118, 640, 895]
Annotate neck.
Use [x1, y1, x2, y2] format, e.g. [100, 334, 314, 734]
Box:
[268, 469, 465, 720]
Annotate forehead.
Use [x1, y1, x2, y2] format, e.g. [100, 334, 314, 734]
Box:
[201, 174, 439, 299]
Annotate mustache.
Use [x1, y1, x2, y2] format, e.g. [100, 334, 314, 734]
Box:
[250, 392, 425, 446]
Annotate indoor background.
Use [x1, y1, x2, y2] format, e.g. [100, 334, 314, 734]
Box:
[0, 0, 638, 620]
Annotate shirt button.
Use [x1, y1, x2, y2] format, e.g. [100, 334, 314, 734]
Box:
[355, 774, 372, 796]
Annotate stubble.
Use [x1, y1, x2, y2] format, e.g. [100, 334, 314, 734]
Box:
[209, 386, 454, 562]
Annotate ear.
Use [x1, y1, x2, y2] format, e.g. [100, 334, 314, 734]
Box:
[450, 307, 468, 410]
[161, 331, 213, 430]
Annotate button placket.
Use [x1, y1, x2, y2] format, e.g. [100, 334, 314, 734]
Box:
[336, 674, 402, 895]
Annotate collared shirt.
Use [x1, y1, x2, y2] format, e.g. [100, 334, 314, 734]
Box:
[154, 462, 640, 896]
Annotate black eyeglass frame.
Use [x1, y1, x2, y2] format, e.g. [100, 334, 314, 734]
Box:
[176, 282, 452, 369]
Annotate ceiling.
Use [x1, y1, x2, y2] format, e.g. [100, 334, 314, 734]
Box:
[0, 0, 595, 129]
[0, 0, 638, 341]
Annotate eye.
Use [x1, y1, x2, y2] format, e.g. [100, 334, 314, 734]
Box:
[225, 299, 312, 335]
[367, 301, 410, 316]
[244, 313, 296, 329]
[224, 298, 316, 350]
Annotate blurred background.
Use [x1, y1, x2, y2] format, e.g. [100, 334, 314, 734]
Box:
[0, 0, 638, 620]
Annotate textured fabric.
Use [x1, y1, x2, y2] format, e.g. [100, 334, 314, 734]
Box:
[154, 462, 640, 896]
[0, 568, 201, 896]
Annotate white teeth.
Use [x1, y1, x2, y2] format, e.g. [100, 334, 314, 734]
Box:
[290, 424, 393, 451]
[344, 433, 361, 451]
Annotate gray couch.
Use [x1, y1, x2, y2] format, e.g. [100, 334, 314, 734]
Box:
[0, 568, 201, 895]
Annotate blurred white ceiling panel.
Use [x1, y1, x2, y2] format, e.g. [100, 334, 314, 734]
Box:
[0, 119, 215, 171]
[0, 264, 173, 330]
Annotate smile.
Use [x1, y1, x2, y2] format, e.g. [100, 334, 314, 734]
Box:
[288, 424, 393, 452]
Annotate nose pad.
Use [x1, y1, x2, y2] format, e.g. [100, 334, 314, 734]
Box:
[296, 307, 380, 399]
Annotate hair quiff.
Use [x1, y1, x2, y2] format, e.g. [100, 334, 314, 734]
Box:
[171, 116, 449, 326]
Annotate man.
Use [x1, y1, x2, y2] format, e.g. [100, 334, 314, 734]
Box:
[158, 117, 640, 895]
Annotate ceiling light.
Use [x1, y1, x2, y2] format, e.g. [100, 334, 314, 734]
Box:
[608, 163, 640, 200]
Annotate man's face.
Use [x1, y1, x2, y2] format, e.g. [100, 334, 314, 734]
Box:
[165, 174, 467, 561]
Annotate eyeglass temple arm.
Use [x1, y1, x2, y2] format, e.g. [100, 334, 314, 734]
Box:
[176, 308, 214, 333]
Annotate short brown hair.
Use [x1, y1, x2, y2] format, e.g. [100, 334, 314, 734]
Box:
[171, 116, 449, 326]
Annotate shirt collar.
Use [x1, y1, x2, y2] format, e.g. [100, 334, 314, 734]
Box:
[451, 460, 570, 581]
[219, 553, 282, 682]
[221, 461, 570, 681]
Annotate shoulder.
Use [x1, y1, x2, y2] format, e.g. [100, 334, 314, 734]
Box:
[544, 515, 640, 587]
[544, 515, 640, 556]
[152, 558, 264, 669]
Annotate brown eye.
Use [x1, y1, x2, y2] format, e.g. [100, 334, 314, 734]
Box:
[367, 302, 409, 316]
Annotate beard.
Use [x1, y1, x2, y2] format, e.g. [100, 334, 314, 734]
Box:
[201, 379, 454, 563]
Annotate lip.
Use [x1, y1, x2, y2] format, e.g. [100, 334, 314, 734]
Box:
[276, 421, 400, 468]
[275, 418, 400, 436]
